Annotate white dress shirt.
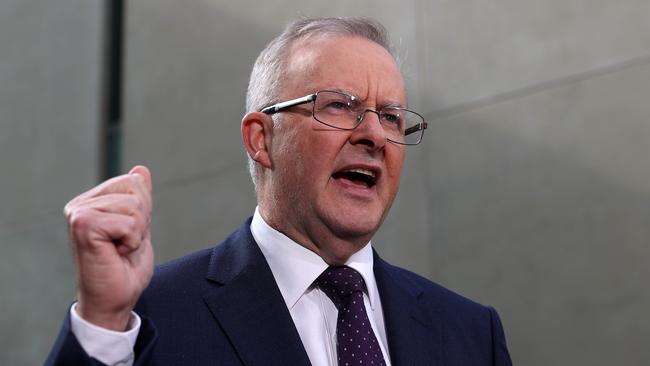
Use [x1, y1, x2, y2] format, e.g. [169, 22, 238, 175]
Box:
[69, 303, 139, 366]
[70, 208, 391, 366]
[251, 207, 391, 366]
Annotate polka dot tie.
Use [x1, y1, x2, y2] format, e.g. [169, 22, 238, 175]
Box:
[315, 266, 386, 366]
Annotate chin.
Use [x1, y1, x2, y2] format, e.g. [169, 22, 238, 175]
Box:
[326, 213, 382, 242]
[316, 196, 391, 241]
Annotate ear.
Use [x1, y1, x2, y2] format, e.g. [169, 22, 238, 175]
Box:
[241, 111, 273, 169]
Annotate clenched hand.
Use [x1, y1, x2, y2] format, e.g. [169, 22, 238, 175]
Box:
[64, 165, 154, 331]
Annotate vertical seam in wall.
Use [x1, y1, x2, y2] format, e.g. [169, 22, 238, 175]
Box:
[100, 0, 125, 181]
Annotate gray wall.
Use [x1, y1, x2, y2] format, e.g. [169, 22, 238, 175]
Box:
[0, 0, 104, 364]
[2, 1, 649, 365]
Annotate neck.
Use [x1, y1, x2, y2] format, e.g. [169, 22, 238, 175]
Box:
[257, 203, 370, 266]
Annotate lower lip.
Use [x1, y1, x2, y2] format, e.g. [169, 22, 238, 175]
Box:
[332, 176, 377, 198]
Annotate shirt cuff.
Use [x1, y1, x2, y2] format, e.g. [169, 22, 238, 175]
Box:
[69, 302, 141, 366]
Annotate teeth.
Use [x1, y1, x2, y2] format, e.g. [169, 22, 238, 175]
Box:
[345, 168, 375, 178]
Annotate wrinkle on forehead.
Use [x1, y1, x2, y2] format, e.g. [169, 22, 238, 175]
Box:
[283, 36, 406, 107]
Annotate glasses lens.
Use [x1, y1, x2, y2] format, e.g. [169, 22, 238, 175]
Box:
[312, 91, 425, 145]
[313, 91, 362, 129]
[381, 107, 425, 145]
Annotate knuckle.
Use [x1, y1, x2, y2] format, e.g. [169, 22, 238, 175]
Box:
[63, 198, 81, 219]
[125, 194, 145, 216]
[68, 209, 93, 233]
[126, 215, 140, 234]
[133, 195, 144, 211]
[122, 193, 136, 207]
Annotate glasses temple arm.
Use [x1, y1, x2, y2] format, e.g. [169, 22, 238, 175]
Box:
[404, 121, 428, 136]
[261, 94, 316, 114]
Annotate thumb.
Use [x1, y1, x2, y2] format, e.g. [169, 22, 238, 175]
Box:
[129, 165, 152, 192]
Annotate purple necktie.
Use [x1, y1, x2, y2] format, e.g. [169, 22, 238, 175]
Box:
[315, 266, 386, 366]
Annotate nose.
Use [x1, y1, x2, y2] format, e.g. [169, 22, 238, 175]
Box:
[349, 109, 387, 150]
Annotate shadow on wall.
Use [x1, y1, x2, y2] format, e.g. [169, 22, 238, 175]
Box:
[420, 62, 650, 365]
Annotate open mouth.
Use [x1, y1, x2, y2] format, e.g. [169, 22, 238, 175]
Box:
[332, 168, 377, 188]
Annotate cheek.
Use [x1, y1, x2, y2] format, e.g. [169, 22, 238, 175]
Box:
[277, 128, 328, 186]
[270, 128, 302, 184]
[301, 151, 333, 190]
[302, 131, 346, 179]
[385, 150, 405, 191]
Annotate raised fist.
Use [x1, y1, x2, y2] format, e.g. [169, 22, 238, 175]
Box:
[64, 165, 154, 331]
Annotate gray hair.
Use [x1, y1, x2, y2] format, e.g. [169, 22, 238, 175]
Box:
[245, 17, 396, 190]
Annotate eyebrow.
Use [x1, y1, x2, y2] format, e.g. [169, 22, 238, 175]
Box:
[382, 101, 407, 109]
[326, 87, 357, 98]
[325, 88, 407, 109]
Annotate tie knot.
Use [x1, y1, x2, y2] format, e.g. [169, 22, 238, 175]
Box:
[315, 266, 366, 308]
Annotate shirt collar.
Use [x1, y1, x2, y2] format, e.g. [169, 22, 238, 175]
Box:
[250, 207, 379, 310]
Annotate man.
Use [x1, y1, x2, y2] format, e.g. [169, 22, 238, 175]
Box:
[46, 17, 512, 365]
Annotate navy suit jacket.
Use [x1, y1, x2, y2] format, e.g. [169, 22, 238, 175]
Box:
[46, 218, 512, 365]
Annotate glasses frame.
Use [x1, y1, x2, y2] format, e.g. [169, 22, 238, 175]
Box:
[260, 90, 427, 145]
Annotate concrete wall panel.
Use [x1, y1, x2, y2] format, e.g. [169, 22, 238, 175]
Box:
[425, 60, 650, 365]
[416, 0, 650, 111]
[0, 1, 103, 364]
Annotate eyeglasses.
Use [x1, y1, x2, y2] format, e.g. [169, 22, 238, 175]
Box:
[260, 90, 427, 145]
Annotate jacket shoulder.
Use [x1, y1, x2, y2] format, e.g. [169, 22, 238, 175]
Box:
[377, 258, 496, 321]
[377, 259, 512, 365]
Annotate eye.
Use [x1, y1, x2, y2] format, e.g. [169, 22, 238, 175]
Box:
[325, 101, 350, 111]
[381, 111, 403, 128]
[314, 91, 361, 119]
[318, 96, 355, 116]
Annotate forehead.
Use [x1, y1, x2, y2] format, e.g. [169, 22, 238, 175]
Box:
[283, 36, 406, 105]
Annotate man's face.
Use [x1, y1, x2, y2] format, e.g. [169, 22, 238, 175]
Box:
[261, 35, 406, 264]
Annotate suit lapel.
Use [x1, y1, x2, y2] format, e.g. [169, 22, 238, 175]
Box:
[202, 220, 311, 366]
[374, 253, 443, 366]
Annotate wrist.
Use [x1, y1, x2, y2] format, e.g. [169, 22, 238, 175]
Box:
[76, 299, 134, 331]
